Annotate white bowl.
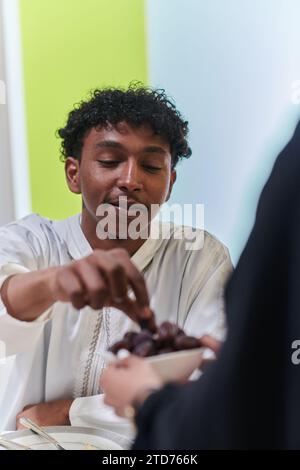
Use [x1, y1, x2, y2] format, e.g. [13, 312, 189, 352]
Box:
[146, 348, 203, 383]
[104, 348, 203, 384]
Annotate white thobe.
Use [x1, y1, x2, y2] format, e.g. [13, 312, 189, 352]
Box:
[0, 214, 232, 447]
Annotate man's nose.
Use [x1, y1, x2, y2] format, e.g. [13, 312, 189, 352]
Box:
[117, 160, 143, 192]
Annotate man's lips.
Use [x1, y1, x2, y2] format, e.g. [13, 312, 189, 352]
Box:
[106, 198, 148, 211]
[109, 200, 139, 207]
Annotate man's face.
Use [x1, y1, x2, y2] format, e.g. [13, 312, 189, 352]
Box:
[66, 121, 176, 235]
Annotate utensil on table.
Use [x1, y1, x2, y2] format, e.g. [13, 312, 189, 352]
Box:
[19, 417, 66, 450]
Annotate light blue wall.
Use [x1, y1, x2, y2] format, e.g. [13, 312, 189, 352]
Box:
[146, 0, 300, 263]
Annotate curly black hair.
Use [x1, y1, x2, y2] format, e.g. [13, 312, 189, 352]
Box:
[57, 83, 192, 169]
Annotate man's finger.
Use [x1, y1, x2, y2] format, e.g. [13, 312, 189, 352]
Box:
[111, 249, 149, 308]
[56, 269, 86, 309]
[94, 253, 128, 302]
[73, 260, 109, 309]
[110, 296, 141, 322]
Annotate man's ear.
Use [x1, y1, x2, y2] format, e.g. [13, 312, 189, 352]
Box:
[65, 157, 81, 194]
[166, 170, 176, 202]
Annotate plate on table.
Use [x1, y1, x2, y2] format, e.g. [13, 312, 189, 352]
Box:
[0, 426, 124, 450]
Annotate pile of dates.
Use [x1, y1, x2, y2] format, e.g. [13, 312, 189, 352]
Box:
[108, 321, 201, 357]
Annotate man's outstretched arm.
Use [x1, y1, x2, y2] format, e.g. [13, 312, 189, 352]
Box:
[0, 248, 151, 323]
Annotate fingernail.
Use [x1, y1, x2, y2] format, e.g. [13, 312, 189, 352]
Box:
[141, 306, 152, 319]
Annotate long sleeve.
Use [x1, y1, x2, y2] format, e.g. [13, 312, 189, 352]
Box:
[133, 379, 213, 449]
[0, 220, 51, 431]
[0, 221, 52, 356]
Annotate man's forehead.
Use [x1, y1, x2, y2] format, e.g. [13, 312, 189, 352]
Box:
[84, 122, 170, 149]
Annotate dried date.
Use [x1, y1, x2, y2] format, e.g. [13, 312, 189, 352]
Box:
[109, 321, 201, 358]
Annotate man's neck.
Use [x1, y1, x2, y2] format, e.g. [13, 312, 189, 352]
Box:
[80, 211, 148, 257]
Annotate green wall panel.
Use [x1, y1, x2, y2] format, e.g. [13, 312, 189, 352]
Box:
[19, 0, 147, 219]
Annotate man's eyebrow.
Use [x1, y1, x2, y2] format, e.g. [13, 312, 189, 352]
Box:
[95, 141, 168, 155]
[142, 146, 168, 155]
[95, 140, 124, 150]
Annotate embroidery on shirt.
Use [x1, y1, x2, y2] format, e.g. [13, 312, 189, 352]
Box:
[73, 310, 103, 398]
[92, 307, 111, 394]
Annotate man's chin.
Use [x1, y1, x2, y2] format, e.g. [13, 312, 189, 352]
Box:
[95, 202, 152, 241]
[96, 219, 150, 241]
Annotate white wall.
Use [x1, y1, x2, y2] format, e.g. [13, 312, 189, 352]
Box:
[0, 0, 31, 225]
[0, 0, 15, 225]
[147, 0, 300, 263]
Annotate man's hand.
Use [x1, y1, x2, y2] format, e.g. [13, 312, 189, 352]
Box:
[16, 399, 73, 430]
[50, 248, 150, 322]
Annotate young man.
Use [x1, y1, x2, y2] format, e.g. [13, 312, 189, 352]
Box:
[0, 85, 231, 445]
